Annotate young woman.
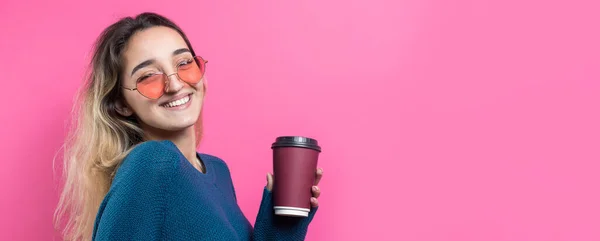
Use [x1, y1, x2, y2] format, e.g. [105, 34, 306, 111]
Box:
[55, 12, 323, 240]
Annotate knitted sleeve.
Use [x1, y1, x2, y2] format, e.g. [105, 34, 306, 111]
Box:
[252, 187, 318, 241]
[91, 140, 180, 241]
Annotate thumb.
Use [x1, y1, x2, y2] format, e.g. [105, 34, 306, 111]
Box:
[266, 173, 274, 191]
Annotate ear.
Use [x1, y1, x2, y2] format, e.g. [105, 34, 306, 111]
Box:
[115, 100, 133, 117]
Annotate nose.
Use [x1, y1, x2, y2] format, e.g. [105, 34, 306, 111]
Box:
[164, 73, 185, 94]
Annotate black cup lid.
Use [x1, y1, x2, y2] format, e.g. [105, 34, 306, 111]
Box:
[271, 136, 321, 152]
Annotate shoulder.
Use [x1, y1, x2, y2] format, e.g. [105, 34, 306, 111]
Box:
[112, 140, 183, 186]
[94, 141, 183, 240]
[199, 153, 226, 166]
[199, 153, 232, 174]
[199, 153, 229, 169]
[127, 140, 182, 162]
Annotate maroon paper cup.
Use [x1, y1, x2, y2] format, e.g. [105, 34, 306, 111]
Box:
[271, 136, 321, 217]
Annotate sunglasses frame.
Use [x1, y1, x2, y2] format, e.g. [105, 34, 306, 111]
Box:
[122, 56, 208, 100]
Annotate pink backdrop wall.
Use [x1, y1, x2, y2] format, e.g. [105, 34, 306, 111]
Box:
[1, 0, 599, 240]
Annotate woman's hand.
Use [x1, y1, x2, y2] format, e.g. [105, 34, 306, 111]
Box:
[266, 168, 324, 207]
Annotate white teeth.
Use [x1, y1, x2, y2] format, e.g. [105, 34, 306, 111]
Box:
[164, 95, 190, 108]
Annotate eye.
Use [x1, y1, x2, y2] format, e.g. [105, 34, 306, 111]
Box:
[137, 73, 157, 83]
[177, 58, 195, 68]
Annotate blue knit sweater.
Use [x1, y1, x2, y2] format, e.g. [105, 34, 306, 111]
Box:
[92, 140, 317, 240]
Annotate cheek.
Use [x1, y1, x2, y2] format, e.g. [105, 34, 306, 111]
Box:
[198, 79, 207, 95]
[201, 77, 207, 88]
[187, 81, 206, 101]
[123, 91, 154, 113]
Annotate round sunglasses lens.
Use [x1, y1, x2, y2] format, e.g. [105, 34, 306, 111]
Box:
[178, 56, 205, 84]
[137, 74, 165, 99]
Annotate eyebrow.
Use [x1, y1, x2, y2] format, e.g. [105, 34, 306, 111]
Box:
[130, 48, 192, 77]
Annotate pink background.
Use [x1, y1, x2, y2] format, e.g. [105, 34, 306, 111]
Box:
[1, 0, 599, 240]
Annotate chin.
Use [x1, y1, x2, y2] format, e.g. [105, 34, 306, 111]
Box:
[149, 121, 194, 134]
[163, 115, 199, 130]
[140, 111, 200, 133]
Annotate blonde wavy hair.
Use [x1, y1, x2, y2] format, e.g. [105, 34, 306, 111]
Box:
[54, 12, 203, 240]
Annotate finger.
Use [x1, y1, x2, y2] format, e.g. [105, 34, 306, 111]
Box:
[314, 168, 323, 185]
[311, 197, 319, 207]
[312, 186, 321, 198]
[266, 173, 274, 191]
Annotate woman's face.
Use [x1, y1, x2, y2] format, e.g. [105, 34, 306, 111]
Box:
[120, 26, 205, 134]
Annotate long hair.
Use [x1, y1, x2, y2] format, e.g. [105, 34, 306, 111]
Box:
[54, 12, 203, 240]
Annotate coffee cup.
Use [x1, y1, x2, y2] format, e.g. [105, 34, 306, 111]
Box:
[271, 136, 321, 217]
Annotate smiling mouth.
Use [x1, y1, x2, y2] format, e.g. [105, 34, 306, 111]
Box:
[161, 94, 191, 108]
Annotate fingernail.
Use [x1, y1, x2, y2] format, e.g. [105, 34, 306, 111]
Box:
[311, 197, 317, 202]
[313, 186, 318, 191]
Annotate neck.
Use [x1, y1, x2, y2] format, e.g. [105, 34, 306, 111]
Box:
[141, 124, 203, 172]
